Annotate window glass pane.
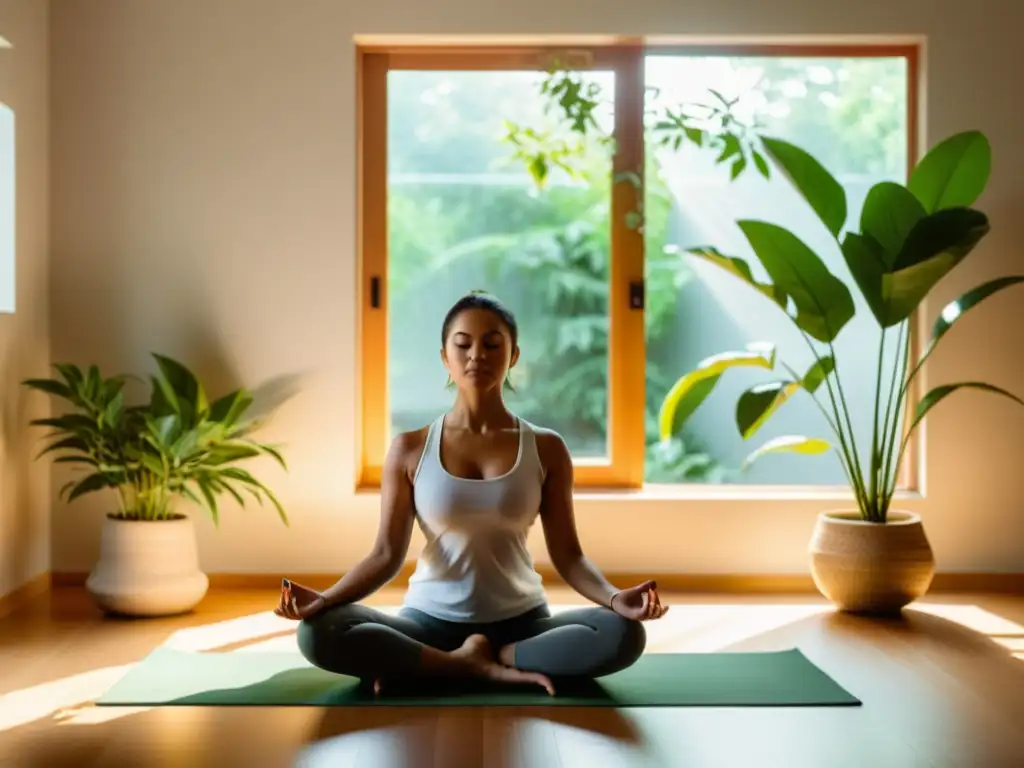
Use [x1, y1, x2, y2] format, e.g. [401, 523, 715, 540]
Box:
[644, 56, 908, 484]
[387, 70, 616, 458]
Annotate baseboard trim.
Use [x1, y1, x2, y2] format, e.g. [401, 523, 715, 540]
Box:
[49, 568, 1024, 594]
[0, 572, 52, 618]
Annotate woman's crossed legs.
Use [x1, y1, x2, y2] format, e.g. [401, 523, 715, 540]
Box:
[296, 602, 646, 694]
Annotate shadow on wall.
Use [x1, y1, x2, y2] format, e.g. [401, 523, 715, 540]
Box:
[42, 305, 307, 532]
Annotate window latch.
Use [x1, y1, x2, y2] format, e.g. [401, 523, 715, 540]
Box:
[629, 280, 644, 310]
[370, 276, 381, 309]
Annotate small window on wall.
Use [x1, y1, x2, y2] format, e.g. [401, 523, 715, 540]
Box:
[0, 101, 13, 314]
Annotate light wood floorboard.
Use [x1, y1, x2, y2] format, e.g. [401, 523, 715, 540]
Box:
[2, 587, 1024, 767]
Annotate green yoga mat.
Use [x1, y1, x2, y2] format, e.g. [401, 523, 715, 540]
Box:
[96, 647, 859, 707]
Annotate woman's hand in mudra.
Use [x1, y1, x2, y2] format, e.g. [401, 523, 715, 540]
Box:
[610, 580, 669, 621]
[275, 579, 327, 620]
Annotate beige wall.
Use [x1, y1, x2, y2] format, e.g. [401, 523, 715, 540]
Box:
[48, 0, 1024, 577]
[0, 0, 49, 599]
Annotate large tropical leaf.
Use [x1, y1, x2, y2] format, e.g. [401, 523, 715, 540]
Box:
[907, 131, 991, 213]
[737, 220, 855, 342]
[907, 381, 1024, 439]
[759, 136, 847, 237]
[735, 356, 835, 439]
[741, 435, 831, 471]
[882, 207, 991, 322]
[685, 246, 788, 308]
[840, 232, 890, 326]
[860, 181, 926, 260]
[843, 209, 991, 328]
[658, 343, 776, 441]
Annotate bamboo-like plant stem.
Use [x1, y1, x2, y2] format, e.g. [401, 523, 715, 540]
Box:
[797, 332, 868, 511]
[868, 328, 887, 521]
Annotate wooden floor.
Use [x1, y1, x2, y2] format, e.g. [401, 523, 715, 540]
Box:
[2, 588, 1024, 767]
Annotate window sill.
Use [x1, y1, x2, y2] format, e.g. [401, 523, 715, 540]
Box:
[355, 483, 924, 503]
[573, 484, 923, 503]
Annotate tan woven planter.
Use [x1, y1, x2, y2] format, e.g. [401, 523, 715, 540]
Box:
[808, 509, 935, 614]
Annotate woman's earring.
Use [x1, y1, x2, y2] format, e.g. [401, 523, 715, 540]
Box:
[445, 374, 455, 389]
[504, 371, 516, 392]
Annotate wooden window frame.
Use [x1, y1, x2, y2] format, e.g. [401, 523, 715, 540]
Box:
[356, 40, 921, 494]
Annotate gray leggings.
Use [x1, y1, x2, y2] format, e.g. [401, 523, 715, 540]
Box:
[296, 602, 646, 681]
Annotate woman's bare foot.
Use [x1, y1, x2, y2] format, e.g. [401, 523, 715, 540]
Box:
[372, 634, 555, 696]
[452, 634, 555, 695]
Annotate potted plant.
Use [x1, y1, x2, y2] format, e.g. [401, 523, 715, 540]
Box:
[658, 130, 1024, 614]
[23, 354, 289, 617]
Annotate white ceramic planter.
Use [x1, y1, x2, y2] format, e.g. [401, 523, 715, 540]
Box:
[86, 514, 209, 617]
[808, 509, 935, 614]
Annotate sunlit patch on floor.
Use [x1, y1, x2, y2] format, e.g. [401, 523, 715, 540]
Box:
[0, 665, 137, 731]
[5, 598, 1024, 735]
[909, 604, 1024, 636]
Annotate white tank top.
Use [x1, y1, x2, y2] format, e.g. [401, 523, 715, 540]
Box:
[402, 413, 548, 623]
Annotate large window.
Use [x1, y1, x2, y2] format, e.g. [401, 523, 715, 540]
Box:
[357, 43, 918, 491]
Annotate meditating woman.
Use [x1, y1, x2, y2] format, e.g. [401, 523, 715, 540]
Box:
[275, 292, 668, 695]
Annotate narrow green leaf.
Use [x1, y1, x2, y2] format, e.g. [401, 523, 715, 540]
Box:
[737, 220, 855, 342]
[802, 355, 836, 393]
[741, 435, 831, 471]
[196, 477, 220, 528]
[684, 127, 704, 146]
[36, 435, 91, 460]
[926, 277, 1024, 361]
[66, 472, 114, 502]
[659, 343, 776, 441]
[139, 451, 165, 476]
[752, 149, 770, 179]
[208, 390, 254, 427]
[715, 134, 742, 164]
[103, 390, 125, 427]
[258, 483, 288, 526]
[153, 354, 209, 417]
[259, 443, 288, 470]
[21, 378, 75, 399]
[860, 181, 926, 260]
[908, 131, 991, 213]
[149, 414, 180, 447]
[759, 136, 847, 237]
[150, 373, 180, 416]
[180, 485, 203, 507]
[28, 414, 96, 432]
[53, 363, 85, 389]
[216, 479, 246, 509]
[207, 443, 263, 464]
[53, 455, 97, 466]
[685, 246, 788, 308]
[909, 382, 1024, 438]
